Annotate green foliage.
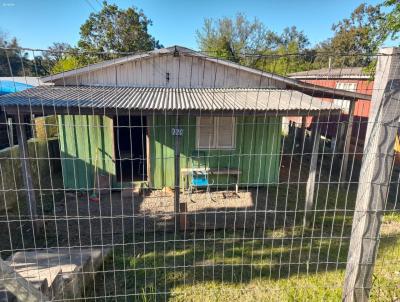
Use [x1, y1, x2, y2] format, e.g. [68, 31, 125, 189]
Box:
[43, 42, 75, 66]
[196, 14, 311, 75]
[78, 1, 162, 53]
[196, 13, 282, 63]
[196, 3, 400, 74]
[384, 0, 400, 41]
[314, 3, 388, 68]
[43, 42, 80, 74]
[2, 0, 400, 79]
[257, 42, 316, 76]
[51, 55, 82, 74]
[0, 35, 21, 76]
[1, 0, 165, 77]
[0, 32, 47, 76]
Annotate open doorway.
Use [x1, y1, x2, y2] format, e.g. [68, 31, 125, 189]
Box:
[113, 115, 147, 182]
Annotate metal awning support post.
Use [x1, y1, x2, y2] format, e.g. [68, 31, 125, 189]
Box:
[7, 117, 14, 147]
[343, 47, 400, 301]
[300, 116, 307, 149]
[340, 100, 356, 184]
[15, 112, 38, 233]
[304, 118, 320, 227]
[173, 115, 182, 232]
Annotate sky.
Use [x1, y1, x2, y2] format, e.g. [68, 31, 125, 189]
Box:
[0, 0, 390, 51]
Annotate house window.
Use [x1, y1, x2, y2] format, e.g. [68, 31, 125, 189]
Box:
[334, 82, 357, 114]
[196, 116, 235, 149]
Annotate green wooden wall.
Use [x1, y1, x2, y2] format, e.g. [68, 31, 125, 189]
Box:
[58, 114, 281, 191]
[149, 115, 282, 189]
[58, 115, 115, 190]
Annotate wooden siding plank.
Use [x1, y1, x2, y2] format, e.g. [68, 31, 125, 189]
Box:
[58, 115, 115, 190]
[55, 54, 284, 88]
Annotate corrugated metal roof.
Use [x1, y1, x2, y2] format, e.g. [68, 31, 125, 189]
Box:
[0, 86, 339, 113]
[289, 67, 370, 79]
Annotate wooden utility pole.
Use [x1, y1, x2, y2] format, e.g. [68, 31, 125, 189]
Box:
[343, 47, 400, 301]
[15, 113, 39, 233]
[0, 258, 47, 302]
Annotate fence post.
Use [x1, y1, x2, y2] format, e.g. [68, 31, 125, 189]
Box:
[343, 47, 400, 301]
[15, 113, 39, 233]
[304, 118, 320, 227]
[173, 115, 181, 231]
[0, 258, 47, 302]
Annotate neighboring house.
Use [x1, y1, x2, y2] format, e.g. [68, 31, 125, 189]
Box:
[288, 67, 373, 146]
[0, 46, 368, 191]
[0, 77, 42, 149]
[0, 77, 39, 95]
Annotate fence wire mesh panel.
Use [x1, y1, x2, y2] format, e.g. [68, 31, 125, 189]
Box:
[0, 46, 399, 302]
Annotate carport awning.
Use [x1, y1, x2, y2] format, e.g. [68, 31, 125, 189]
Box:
[0, 86, 341, 116]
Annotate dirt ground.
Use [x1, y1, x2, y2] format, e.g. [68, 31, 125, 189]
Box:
[2, 151, 397, 259]
[0, 183, 302, 256]
[49, 185, 297, 245]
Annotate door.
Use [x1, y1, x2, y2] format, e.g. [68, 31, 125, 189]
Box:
[58, 115, 115, 190]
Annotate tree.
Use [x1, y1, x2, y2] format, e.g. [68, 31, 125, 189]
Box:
[0, 33, 20, 76]
[196, 13, 281, 64]
[196, 14, 311, 74]
[384, 0, 400, 41]
[314, 3, 387, 67]
[43, 42, 74, 63]
[78, 1, 162, 53]
[258, 26, 312, 74]
[259, 42, 315, 75]
[51, 56, 82, 74]
[41, 42, 86, 74]
[0, 31, 45, 76]
[280, 26, 309, 51]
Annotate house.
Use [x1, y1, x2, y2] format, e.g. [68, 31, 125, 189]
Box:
[0, 77, 44, 149]
[288, 67, 373, 146]
[0, 46, 369, 192]
[0, 77, 41, 95]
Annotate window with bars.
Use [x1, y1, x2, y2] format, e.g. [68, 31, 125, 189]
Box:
[196, 116, 236, 149]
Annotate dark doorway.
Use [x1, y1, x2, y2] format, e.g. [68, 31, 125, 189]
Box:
[114, 116, 147, 182]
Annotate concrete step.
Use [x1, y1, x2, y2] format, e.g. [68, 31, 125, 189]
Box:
[1, 247, 110, 301]
[0, 290, 15, 302]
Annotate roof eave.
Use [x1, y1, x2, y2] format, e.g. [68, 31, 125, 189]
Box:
[1, 104, 341, 117]
[289, 75, 371, 80]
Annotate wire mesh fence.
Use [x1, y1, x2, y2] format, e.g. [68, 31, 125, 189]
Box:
[0, 46, 399, 301]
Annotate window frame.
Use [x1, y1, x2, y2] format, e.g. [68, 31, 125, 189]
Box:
[196, 116, 236, 150]
[334, 82, 357, 114]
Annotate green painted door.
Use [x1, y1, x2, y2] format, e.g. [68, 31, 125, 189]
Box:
[58, 115, 115, 190]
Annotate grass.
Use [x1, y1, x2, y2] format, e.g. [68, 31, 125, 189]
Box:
[2, 152, 400, 301]
[83, 177, 400, 302]
[84, 215, 400, 301]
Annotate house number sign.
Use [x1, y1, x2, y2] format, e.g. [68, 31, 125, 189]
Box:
[171, 128, 184, 136]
